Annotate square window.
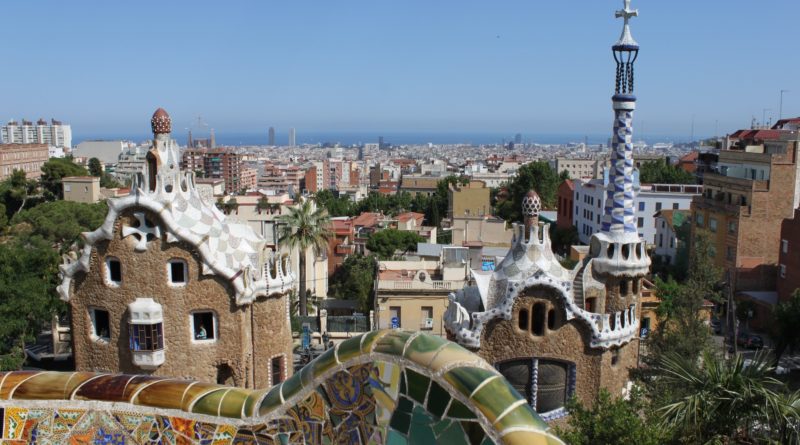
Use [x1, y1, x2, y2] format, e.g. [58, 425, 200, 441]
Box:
[169, 260, 187, 284]
[637, 217, 644, 228]
[638, 202, 645, 212]
[728, 221, 736, 233]
[91, 308, 110, 340]
[106, 258, 122, 284]
[673, 203, 679, 210]
[129, 323, 164, 351]
[656, 202, 662, 211]
[192, 312, 216, 341]
[709, 218, 717, 233]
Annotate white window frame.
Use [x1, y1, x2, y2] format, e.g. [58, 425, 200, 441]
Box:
[105, 257, 122, 287]
[780, 264, 787, 278]
[167, 259, 188, 286]
[190, 310, 218, 343]
[89, 307, 111, 343]
[782, 239, 789, 254]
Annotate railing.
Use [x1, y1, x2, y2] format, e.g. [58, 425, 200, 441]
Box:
[377, 280, 463, 291]
[327, 316, 370, 333]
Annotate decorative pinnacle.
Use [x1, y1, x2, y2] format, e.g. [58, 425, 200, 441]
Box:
[614, 0, 639, 48]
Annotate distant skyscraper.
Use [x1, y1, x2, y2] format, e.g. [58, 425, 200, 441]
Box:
[514, 133, 522, 144]
[358, 145, 364, 161]
[187, 129, 193, 148]
[288, 128, 296, 147]
[210, 128, 216, 149]
[268, 127, 275, 146]
[378, 136, 384, 150]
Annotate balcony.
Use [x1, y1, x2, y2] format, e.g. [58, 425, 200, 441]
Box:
[335, 244, 355, 255]
[377, 279, 463, 291]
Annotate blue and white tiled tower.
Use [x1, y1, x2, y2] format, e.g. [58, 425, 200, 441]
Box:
[591, 0, 650, 277]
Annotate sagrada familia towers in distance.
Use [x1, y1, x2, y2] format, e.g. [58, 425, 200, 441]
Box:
[444, 0, 650, 420]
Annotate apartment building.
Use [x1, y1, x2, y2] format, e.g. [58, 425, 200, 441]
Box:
[0, 143, 49, 180]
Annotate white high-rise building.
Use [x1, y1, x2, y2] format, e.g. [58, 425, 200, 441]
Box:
[288, 128, 296, 147]
[1, 118, 72, 149]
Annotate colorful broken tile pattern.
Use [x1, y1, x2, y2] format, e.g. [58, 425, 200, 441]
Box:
[0, 331, 563, 444]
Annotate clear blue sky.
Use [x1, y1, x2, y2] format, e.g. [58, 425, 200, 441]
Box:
[3, 1, 798, 140]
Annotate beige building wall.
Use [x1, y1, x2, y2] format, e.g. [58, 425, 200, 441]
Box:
[451, 217, 513, 247]
[375, 260, 467, 337]
[63, 176, 101, 203]
[448, 180, 491, 219]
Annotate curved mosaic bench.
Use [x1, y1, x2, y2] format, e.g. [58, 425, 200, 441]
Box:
[0, 330, 563, 444]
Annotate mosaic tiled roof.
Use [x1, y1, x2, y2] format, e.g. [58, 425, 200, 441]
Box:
[0, 331, 563, 444]
[57, 108, 293, 305]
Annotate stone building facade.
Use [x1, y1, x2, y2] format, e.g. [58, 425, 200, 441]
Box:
[58, 109, 295, 389]
[444, 3, 649, 421]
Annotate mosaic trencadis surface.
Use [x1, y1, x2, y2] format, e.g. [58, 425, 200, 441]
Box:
[0, 330, 563, 444]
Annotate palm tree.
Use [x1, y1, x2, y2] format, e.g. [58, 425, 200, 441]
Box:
[277, 198, 331, 316]
[657, 351, 800, 444]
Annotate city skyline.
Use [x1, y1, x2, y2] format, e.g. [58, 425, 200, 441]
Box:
[3, 1, 798, 139]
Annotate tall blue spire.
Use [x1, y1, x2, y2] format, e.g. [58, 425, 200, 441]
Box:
[601, 0, 639, 236]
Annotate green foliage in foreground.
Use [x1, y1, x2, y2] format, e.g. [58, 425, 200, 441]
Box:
[556, 388, 667, 445]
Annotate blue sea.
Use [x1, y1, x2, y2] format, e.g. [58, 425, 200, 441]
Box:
[73, 131, 684, 147]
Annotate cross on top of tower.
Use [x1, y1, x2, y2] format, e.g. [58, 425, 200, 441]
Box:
[614, 0, 639, 49]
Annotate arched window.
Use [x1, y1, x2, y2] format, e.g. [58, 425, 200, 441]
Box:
[619, 280, 627, 297]
[532, 303, 547, 336]
[497, 358, 575, 418]
[518, 308, 529, 331]
[547, 309, 557, 331]
[632, 279, 640, 294]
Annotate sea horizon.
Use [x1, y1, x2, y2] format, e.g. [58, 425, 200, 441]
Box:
[72, 131, 697, 148]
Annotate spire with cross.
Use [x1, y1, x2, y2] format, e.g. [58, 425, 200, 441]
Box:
[614, 0, 639, 49]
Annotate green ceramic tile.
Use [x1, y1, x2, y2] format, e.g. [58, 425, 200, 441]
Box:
[405, 369, 430, 404]
[308, 348, 338, 377]
[257, 386, 284, 416]
[217, 388, 250, 418]
[389, 411, 411, 435]
[299, 360, 316, 389]
[426, 381, 450, 419]
[374, 331, 414, 356]
[491, 403, 546, 433]
[461, 421, 486, 445]
[427, 343, 482, 373]
[241, 388, 269, 418]
[481, 437, 496, 445]
[446, 399, 477, 420]
[386, 430, 407, 445]
[360, 330, 390, 354]
[402, 333, 448, 367]
[336, 335, 363, 363]
[502, 430, 563, 445]
[443, 367, 496, 400]
[438, 421, 468, 444]
[397, 396, 414, 414]
[191, 388, 228, 416]
[280, 372, 304, 401]
[399, 371, 407, 395]
[470, 377, 525, 423]
[409, 406, 437, 444]
[431, 419, 452, 437]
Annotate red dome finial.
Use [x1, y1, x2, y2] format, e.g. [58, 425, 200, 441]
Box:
[151, 108, 171, 134]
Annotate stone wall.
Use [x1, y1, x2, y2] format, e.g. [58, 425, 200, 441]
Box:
[70, 209, 292, 388]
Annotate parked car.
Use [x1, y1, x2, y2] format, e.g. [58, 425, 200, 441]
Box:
[736, 332, 764, 349]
